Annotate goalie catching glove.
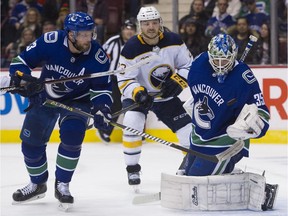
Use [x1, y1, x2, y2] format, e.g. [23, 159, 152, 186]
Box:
[10, 70, 44, 97]
[132, 86, 154, 109]
[226, 103, 265, 140]
[161, 73, 188, 98]
[92, 104, 113, 132]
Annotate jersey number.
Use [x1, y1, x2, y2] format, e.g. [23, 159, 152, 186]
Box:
[254, 93, 265, 106]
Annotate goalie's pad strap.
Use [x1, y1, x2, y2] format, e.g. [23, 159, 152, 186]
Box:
[161, 172, 266, 211]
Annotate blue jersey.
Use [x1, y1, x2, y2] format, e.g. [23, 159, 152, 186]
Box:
[9, 30, 112, 107]
[187, 52, 270, 156]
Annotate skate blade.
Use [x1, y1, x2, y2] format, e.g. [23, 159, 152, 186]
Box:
[58, 202, 73, 212]
[132, 185, 140, 194]
[12, 193, 46, 205]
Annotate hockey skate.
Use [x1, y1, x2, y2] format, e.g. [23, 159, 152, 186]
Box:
[12, 182, 47, 204]
[261, 183, 279, 211]
[55, 180, 74, 211]
[126, 164, 141, 193]
[97, 130, 110, 143]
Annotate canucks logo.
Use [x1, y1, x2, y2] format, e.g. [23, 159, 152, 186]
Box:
[149, 65, 173, 88]
[45, 76, 73, 98]
[242, 69, 256, 84]
[194, 96, 215, 129]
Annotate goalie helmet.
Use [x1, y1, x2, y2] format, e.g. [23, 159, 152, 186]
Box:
[64, 12, 95, 32]
[137, 6, 163, 31]
[208, 34, 238, 83]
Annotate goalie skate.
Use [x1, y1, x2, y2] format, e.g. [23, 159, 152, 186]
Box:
[55, 180, 74, 211]
[261, 184, 279, 211]
[12, 182, 47, 204]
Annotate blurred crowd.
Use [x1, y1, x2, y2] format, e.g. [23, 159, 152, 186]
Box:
[1, 0, 287, 68]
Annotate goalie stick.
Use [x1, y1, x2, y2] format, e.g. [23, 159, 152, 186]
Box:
[43, 99, 244, 163]
[0, 55, 159, 92]
[239, 35, 258, 62]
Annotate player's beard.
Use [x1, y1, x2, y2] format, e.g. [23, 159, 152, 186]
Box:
[74, 42, 91, 52]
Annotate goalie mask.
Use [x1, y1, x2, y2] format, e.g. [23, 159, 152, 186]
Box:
[137, 6, 164, 32]
[208, 34, 238, 83]
[64, 12, 96, 40]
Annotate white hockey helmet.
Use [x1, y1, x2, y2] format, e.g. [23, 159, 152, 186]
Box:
[137, 6, 163, 31]
[208, 33, 238, 83]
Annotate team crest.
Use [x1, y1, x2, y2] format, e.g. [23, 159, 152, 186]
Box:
[242, 69, 256, 84]
[194, 96, 215, 129]
[95, 49, 108, 64]
[149, 65, 173, 88]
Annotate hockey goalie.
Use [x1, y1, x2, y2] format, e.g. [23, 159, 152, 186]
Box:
[160, 34, 278, 212]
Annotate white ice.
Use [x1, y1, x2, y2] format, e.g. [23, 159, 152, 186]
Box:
[1, 143, 287, 216]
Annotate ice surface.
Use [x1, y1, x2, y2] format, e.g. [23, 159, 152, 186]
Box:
[1, 143, 287, 216]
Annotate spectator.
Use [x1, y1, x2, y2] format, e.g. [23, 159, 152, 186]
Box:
[205, 0, 236, 38]
[3, 28, 36, 67]
[56, 4, 69, 30]
[41, 0, 60, 24]
[230, 16, 259, 64]
[42, 21, 57, 34]
[9, 0, 42, 31]
[92, 0, 108, 44]
[181, 18, 209, 57]
[256, 22, 270, 64]
[212, 0, 241, 18]
[16, 7, 42, 40]
[203, 0, 217, 17]
[179, 0, 210, 35]
[243, 0, 269, 33]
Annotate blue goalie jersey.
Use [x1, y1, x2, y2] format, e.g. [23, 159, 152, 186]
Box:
[187, 52, 270, 157]
[9, 30, 112, 107]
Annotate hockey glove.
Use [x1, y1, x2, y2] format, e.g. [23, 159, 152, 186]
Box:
[226, 104, 265, 140]
[92, 104, 113, 132]
[132, 86, 154, 109]
[161, 74, 188, 98]
[10, 71, 44, 97]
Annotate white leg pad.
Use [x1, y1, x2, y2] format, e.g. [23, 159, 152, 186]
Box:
[160, 172, 266, 211]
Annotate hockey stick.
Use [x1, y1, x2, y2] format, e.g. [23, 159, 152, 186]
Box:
[111, 92, 162, 119]
[43, 99, 244, 163]
[239, 35, 258, 62]
[0, 55, 160, 92]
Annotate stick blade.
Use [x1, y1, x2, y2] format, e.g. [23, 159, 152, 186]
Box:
[132, 192, 161, 205]
[215, 140, 244, 162]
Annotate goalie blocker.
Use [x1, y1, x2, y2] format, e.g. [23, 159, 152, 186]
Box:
[161, 172, 278, 211]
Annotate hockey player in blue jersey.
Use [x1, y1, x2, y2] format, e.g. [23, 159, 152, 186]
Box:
[8, 12, 112, 209]
[180, 34, 277, 210]
[185, 33, 270, 176]
[117, 6, 193, 189]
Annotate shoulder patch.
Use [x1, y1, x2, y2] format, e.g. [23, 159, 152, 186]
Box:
[242, 69, 256, 84]
[95, 49, 108, 64]
[44, 31, 58, 43]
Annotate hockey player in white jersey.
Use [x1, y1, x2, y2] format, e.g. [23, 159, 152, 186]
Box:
[160, 34, 278, 211]
[117, 6, 193, 189]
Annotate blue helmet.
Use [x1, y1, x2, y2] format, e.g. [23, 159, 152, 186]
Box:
[64, 12, 95, 32]
[208, 34, 238, 83]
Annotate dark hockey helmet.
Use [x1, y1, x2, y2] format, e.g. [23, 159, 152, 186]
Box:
[208, 33, 238, 83]
[64, 12, 95, 32]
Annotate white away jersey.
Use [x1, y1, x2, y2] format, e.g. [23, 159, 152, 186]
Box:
[117, 31, 193, 101]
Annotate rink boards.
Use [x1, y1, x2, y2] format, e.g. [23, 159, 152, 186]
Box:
[0, 66, 287, 144]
